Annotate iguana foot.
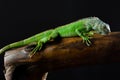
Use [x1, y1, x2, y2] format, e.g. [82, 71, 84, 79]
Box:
[82, 36, 91, 46]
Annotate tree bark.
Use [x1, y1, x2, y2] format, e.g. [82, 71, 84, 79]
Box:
[4, 32, 120, 80]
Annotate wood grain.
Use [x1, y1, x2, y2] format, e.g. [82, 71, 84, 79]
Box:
[4, 32, 120, 80]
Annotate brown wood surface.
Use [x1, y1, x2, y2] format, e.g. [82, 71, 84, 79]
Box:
[4, 32, 120, 80]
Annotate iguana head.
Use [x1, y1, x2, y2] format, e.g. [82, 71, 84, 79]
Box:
[91, 17, 111, 35]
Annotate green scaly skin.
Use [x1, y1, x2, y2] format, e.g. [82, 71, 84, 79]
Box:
[0, 17, 111, 57]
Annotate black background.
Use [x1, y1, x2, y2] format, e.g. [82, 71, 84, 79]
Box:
[0, 0, 120, 80]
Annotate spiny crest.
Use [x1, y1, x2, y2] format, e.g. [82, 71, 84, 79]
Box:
[88, 17, 103, 24]
[82, 16, 99, 20]
[80, 17, 100, 24]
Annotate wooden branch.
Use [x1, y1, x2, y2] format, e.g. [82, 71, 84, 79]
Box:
[4, 32, 120, 80]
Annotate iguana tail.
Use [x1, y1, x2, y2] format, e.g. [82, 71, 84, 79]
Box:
[0, 31, 51, 55]
[0, 40, 27, 54]
[0, 45, 10, 54]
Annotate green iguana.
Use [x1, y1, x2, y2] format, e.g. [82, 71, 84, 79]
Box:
[0, 17, 111, 57]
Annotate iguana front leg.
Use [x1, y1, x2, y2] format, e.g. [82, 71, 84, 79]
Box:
[75, 29, 92, 46]
[30, 30, 59, 57]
